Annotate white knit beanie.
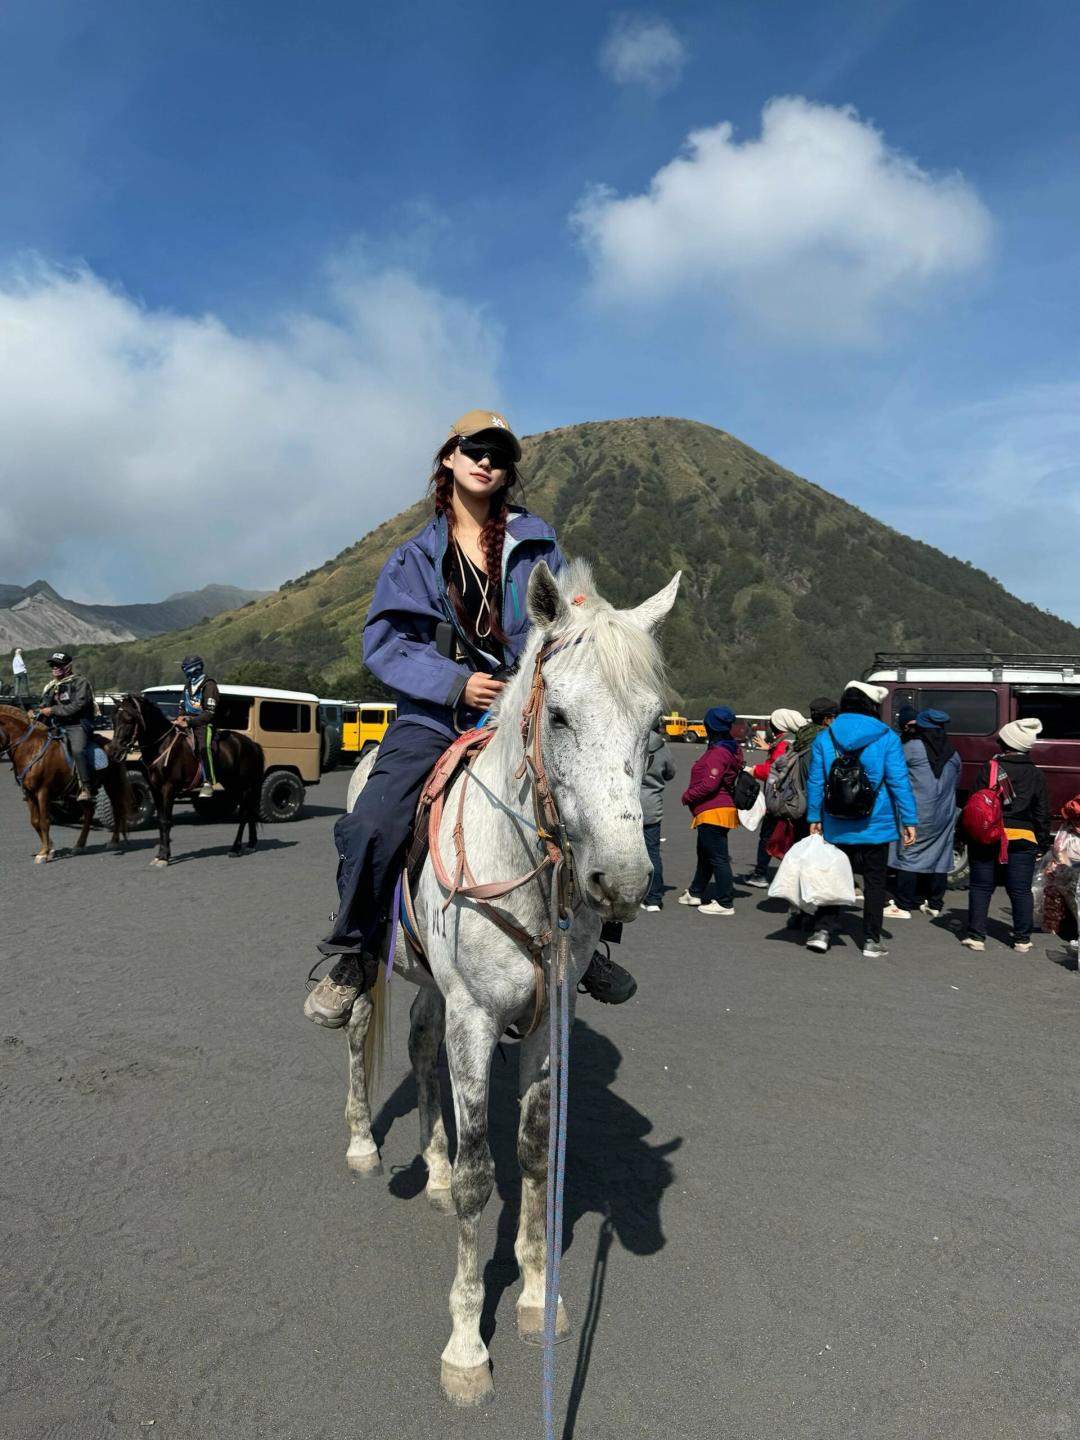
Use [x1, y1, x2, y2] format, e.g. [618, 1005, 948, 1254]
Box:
[770, 707, 807, 734]
[845, 680, 888, 706]
[998, 717, 1043, 752]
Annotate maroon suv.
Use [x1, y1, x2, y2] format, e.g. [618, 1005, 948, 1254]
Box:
[864, 653, 1080, 879]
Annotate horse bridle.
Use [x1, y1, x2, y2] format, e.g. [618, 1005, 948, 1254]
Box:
[0, 712, 61, 786]
[0, 714, 37, 759]
[423, 638, 578, 1036]
[108, 702, 141, 764]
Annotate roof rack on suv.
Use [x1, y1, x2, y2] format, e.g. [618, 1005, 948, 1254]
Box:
[866, 652, 1080, 681]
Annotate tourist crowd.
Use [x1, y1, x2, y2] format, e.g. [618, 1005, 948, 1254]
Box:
[642, 683, 1080, 960]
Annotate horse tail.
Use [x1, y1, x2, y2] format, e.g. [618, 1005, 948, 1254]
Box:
[363, 965, 389, 1096]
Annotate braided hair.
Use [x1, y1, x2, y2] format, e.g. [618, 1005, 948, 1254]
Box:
[429, 437, 517, 647]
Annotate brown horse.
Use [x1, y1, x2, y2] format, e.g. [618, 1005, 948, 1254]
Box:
[0, 704, 132, 863]
[110, 694, 264, 867]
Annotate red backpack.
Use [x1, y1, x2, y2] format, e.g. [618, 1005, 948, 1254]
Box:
[961, 760, 1012, 861]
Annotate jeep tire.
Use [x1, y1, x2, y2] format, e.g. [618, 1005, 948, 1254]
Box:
[126, 770, 157, 829]
[259, 770, 305, 823]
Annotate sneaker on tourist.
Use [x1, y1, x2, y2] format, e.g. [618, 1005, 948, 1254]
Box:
[640, 903, 662, 912]
[678, 891, 702, 906]
[743, 873, 770, 890]
[919, 901, 943, 918]
[698, 900, 735, 916]
[883, 902, 910, 920]
[960, 935, 986, 952]
[862, 938, 890, 959]
[1012, 939, 1034, 953]
[805, 928, 831, 953]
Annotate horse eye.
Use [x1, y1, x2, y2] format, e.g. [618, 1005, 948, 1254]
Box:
[548, 707, 570, 729]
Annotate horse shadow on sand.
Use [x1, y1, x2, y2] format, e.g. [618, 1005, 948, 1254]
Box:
[372, 1017, 680, 1434]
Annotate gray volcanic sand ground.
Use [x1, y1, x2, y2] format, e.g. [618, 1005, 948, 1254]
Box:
[2, 750, 1080, 1440]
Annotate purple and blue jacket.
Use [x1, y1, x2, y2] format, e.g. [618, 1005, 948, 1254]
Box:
[363, 507, 565, 739]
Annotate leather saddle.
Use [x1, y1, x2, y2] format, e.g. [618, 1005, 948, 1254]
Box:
[399, 726, 496, 964]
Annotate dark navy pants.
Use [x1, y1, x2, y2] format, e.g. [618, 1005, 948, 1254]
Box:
[643, 822, 664, 906]
[689, 824, 734, 907]
[966, 840, 1037, 943]
[319, 719, 448, 977]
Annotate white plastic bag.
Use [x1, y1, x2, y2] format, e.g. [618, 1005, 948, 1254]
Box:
[738, 790, 767, 833]
[799, 835, 857, 908]
[1053, 826, 1080, 869]
[767, 834, 817, 906]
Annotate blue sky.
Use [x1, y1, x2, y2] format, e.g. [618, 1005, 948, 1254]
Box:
[0, 0, 1077, 619]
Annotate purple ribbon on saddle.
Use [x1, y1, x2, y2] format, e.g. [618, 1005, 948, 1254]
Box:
[385, 872, 403, 981]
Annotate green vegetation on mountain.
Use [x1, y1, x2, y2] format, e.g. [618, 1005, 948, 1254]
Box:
[20, 418, 1080, 711]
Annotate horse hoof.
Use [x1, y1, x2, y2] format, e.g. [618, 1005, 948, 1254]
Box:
[426, 1185, 455, 1215]
[34, 854, 50, 865]
[228, 848, 242, 858]
[346, 1148, 383, 1175]
[150, 857, 169, 869]
[440, 1360, 493, 1407]
[516, 1299, 570, 1344]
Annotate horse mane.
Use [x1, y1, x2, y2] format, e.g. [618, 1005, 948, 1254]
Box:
[0, 704, 36, 722]
[493, 560, 667, 733]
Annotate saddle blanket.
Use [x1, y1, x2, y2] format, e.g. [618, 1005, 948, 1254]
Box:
[59, 732, 110, 771]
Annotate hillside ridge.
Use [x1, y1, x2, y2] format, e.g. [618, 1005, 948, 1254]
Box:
[15, 417, 1079, 710]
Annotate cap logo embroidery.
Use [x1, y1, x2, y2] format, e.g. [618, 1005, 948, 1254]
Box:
[490, 415, 505, 428]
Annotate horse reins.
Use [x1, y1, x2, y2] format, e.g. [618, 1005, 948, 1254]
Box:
[0, 714, 57, 786]
[422, 638, 578, 1038]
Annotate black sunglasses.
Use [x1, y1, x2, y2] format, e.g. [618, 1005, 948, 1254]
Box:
[457, 437, 514, 469]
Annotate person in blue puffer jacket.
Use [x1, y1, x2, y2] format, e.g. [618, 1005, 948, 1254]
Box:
[305, 408, 637, 1028]
[805, 680, 918, 959]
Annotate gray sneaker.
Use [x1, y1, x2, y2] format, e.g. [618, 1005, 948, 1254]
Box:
[806, 928, 831, 953]
[862, 938, 890, 959]
[304, 974, 362, 1028]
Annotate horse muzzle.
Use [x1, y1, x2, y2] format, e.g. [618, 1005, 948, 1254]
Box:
[581, 863, 651, 921]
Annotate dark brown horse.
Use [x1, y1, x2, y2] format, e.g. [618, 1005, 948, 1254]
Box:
[0, 704, 132, 863]
[111, 694, 264, 866]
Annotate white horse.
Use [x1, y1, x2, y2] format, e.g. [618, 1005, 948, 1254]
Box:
[338, 559, 679, 1405]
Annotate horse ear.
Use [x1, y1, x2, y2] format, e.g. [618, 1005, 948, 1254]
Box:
[624, 571, 681, 633]
[527, 562, 569, 630]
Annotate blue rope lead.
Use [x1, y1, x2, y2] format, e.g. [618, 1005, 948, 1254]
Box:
[542, 903, 573, 1440]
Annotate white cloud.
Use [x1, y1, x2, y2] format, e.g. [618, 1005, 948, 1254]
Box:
[0, 256, 503, 600]
[573, 96, 992, 342]
[599, 15, 687, 94]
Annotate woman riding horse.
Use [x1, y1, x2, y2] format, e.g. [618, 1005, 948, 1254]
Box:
[304, 407, 637, 1027]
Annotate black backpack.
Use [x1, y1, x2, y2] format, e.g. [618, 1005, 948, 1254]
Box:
[824, 736, 882, 819]
[731, 768, 760, 811]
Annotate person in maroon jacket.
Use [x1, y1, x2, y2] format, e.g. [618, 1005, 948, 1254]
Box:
[678, 705, 744, 915]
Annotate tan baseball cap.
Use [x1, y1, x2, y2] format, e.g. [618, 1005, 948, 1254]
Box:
[448, 409, 522, 461]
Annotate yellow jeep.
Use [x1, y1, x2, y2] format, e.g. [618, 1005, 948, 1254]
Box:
[341, 701, 398, 761]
